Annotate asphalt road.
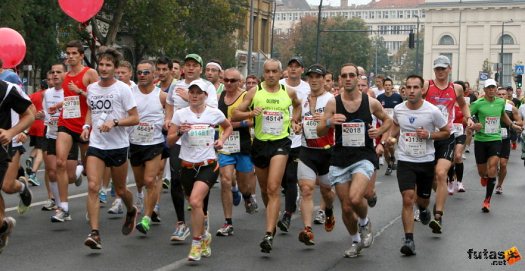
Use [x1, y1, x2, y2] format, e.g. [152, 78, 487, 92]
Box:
[1, 147, 524, 271]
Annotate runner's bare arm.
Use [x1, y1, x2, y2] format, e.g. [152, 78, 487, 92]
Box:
[160, 91, 167, 108]
[81, 107, 92, 141]
[422, 80, 430, 98]
[432, 125, 451, 141]
[216, 119, 233, 150]
[512, 106, 523, 126]
[455, 83, 473, 127]
[164, 104, 174, 131]
[370, 98, 392, 137]
[317, 97, 336, 137]
[232, 87, 256, 122]
[0, 107, 34, 145]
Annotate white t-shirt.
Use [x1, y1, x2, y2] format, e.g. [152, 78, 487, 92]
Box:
[279, 79, 310, 148]
[166, 78, 218, 110]
[393, 101, 447, 163]
[87, 80, 137, 149]
[300, 91, 333, 147]
[171, 106, 225, 163]
[43, 87, 64, 139]
[10, 83, 30, 147]
[372, 87, 385, 98]
[129, 86, 165, 145]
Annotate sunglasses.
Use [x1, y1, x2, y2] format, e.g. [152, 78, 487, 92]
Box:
[136, 70, 151, 76]
[223, 78, 239, 83]
[341, 73, 357, 79]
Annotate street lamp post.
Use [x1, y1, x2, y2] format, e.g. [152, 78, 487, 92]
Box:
[247, 0, 255, 75]
[415, 15, 420, 75]
[315, 0, 323, 63]
[499, 19, 513, 86]
[270, 0, 277, 58]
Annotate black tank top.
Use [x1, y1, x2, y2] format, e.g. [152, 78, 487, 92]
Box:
[218, 91, 252, 154]
[331, 93, 378, 168]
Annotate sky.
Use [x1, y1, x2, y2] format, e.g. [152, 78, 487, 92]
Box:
[306, 0, 371, 6]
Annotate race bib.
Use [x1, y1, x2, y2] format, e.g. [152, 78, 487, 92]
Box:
[384, 108, 394, 119]
[63, 96, 81, 119]
[222, 131, 241, 154]
[188, 124, 214, 147]
[484, 117, 500, 134]
[262, 110, 284, 136]
[453, 123, 464, 137]
[47, 116, 59, 135]
[403, 131, 425, 156]
[501, 128, 508, 139]
[131, 122, 154, 143]
[342, 122, 365, 147]
[303, 116, 319, 139]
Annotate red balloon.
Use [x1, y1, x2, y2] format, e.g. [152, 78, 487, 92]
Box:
[0, 28, 26, 68]
[59, 0, 104, 23]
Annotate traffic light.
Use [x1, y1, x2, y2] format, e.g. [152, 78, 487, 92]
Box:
[408, 31, 415, 49]
[517, 74, 523, 88]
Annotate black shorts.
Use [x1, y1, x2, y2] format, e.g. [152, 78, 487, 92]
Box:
[455, 135, 466, 145]
[46, 138, 79, 160]
[251, 137, 291, 168]
[0, 161, 7, 188]
[58, 126, 88, 144]
[298, 147, 331, 176]
[179, 161, 219, 197]
[29, 135, 47, 150]
[86, 146, 128, 167]
[434, 134, 455, 162]
[161, 146, 170, 160]
[8, 145, 25, 157]
[397, 161, 435, 199]
[282, 147, 300, 185]
[129, 143, 164, 167]
[474, 140, 502, 164]
[499, 139, 511, 159]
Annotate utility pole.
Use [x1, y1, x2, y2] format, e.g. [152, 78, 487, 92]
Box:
[415, 15, 420, 75]
[315, 0, 323, 63]
[247, 0, 255, 75]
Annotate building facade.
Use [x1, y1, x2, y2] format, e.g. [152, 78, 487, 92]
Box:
[422, 0, 525, 90]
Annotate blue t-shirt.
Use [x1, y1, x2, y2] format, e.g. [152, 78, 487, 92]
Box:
[377, 92, 403, 109]
[0, 70, 22, 86]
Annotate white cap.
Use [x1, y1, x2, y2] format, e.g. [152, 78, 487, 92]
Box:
[188, 79, 209, 95]
[433, 55, 451, 69]
[484, 79, 497, 88]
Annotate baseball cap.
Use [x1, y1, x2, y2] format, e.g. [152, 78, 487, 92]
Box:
[288, 56, 304, 67]
[188, 79, 209, 95]
[484, 79, 497, 88]
[184, 54, 203, 67]
[305, 64, 327, 76]
[433, 55, 451, 69]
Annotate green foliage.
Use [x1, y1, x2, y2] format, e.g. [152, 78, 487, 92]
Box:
[368, 36, 390, 76]
[391, 32, 424, 83]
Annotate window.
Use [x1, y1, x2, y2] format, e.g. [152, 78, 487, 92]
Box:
[383, 11, 388, 19]
[500, 53, 513, 87]
[498, 34, 514, 45]
[439, 35, 455, 45]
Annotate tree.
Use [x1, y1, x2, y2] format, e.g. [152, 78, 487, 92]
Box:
[274, 16, 371, 74]
[368, 36, 390, 77]
[391, 31, 424, 83]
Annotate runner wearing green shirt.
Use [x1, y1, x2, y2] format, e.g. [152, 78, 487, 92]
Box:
[470, 79, 522, 213]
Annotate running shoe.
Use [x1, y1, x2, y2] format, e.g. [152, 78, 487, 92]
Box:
[277, 213, 291, 232]
[413, 209, 420, 222]
[201, 231, 212, 257]
[244, 197, 257, 214]
[75, 164, 83, 187]
[25, 157, 33, 176]
[122, 206, 138, 235]
[260, 234, 273, 253]
[84, 232, 102, 249]
[418, 208, 431, 225]
[367, 193, 378, 208]
[482, 199, 490, 213]
[170, 222, 190, 241]
[314, 210, 326, 224]
[18, 177, 33, 215]
[385, 166, 393, 176]
[344, 241, 363, 258]
[325, 214, 335, 232]
[495, 186, 503, 195]
[216, 224, 234, 236]
[188, 240, 202, 261]
[252, 195, 259, 212]
[98, 190, 107, 204]
[447, 181, 455, 195]
[51, 208, 71, 222]
[429, 218, 442, 234]
[232, 189, 241, 206]
[457, 182, 466, 193]
[480, 177, 488, 187]
[0, 217, 16, 254]
[298, 228, 315, 246]
[41, 199, 57, 211]
[162, 178, 170, 190]
[400, 238, 416, 256]
[465, 147, 470, 153]
[107, 199, 123, 214]
[379, 156, 385, 166]
[359, 221, 374, 248]
[136, 216, 151, 234]
[28, 173, 40, 186]
[135, 195, 144, 214]
[151, 210, 162, 223]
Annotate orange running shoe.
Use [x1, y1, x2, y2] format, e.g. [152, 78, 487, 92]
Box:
[482, 199, 490, 213]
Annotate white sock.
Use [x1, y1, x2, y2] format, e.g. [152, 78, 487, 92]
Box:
[163, 158, 171, 180]
[75, 165, 84, 179]
[50, 181, 61, 206]
[359, 217, 369, 227]
[231, 185, 239, 192]
[351, 233, 361, 243]
[60, 202, 69, 212]
[18, 182, 25, 193]
[137, 191, 144, 199]
[102, 186, 109, 194]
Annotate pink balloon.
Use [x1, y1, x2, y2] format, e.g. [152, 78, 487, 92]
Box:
[0, 28, 26, 68]
[59, 0, 104, 23]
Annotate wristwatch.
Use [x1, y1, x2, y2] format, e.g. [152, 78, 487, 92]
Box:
[381, 141, 385, 146]
[113, 119, 119, 127]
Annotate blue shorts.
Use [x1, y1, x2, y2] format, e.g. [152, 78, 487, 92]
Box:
[218, 153, 254, 173]
[329, 159, 375, 186]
